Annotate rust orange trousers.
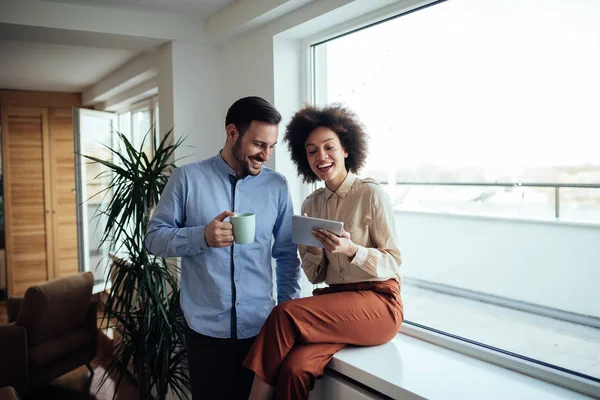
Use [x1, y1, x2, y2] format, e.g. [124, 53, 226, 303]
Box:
[242, 279, 403, 400]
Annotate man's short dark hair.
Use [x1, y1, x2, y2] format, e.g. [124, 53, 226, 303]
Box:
[225, 96, 282, 136]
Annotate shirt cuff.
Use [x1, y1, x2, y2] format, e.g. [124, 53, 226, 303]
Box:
[350, 245, 369, 267]
[191, 225, 209, 252]
[303, 250, 323, 265]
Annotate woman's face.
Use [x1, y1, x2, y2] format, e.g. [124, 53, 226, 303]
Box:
[305, 127, 348, 190]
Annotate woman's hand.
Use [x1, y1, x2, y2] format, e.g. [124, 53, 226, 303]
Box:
[312, 228, 358, 258]
[303, 213, 323, 255]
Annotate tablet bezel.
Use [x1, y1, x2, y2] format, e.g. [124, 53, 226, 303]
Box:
[292, 215, 344, 248]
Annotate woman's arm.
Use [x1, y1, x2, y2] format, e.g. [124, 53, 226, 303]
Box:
[349, 185, 401, 277]
[298, 245, 328, 284]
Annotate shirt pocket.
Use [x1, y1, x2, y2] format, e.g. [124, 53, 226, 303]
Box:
[345, 215, 372, 247]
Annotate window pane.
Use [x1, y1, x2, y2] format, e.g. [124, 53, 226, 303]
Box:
[79, 113, 114, 283]
[133, 109, 152, 159]
[118, 111, 131, 143]
[313, 0, 600, 381]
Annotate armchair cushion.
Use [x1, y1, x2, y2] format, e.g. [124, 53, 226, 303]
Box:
[28, 328, 91, 369]
[16, 272, 94, 347]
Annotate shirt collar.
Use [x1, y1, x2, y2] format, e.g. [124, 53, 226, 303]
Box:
[215, 151, 236, 177]
[215, 150, 262, 180]
[324, 172, 357, 199]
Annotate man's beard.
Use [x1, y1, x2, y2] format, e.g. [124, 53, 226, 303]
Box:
[232, 137, 262, 178]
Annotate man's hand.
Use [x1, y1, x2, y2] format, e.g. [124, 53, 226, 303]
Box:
[204, 210, 235, 248]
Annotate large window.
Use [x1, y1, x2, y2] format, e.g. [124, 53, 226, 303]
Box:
[313, 0, 600, 223]
[312, 0, 600, 386]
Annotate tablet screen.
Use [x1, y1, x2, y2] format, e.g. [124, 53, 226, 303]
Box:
[292, 215, 344, 248]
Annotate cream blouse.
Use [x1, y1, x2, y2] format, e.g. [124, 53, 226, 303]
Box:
[299, 173, 402, 285]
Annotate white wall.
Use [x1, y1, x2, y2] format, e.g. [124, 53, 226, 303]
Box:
[172, 42, 223, 163]
[158, 41, 223, 165]
[221, 31, 309, 210]
[157, 43, 175, 141]
[221, 31, 276, 117]
[397, 211, 600, 318]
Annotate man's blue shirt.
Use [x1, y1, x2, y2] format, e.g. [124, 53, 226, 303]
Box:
[145, 153, 301, 339]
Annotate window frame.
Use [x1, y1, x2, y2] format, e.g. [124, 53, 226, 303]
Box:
[116, 96, 159, 153]
[301, 0, 600, 397]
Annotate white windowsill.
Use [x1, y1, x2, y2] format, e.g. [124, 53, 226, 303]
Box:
[327, 331, 597, 400]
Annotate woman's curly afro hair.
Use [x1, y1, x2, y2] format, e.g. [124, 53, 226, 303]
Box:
[283, 104, 369, 183]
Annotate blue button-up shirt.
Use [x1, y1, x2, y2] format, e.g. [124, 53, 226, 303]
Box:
[145, 153, 301, 339]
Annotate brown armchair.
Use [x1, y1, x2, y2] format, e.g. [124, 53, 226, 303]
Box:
[0, 272, 98, 396]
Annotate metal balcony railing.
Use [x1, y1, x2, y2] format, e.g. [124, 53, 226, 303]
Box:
[380, 181, 600, 219]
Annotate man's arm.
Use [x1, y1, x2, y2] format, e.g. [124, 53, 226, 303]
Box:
[272, 179, 302, 303]
[145, 168, 209, 257]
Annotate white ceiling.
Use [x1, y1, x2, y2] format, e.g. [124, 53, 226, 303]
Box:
[0, 23, 167, 51]
[0, 40, 138, 92]
[0, 0, 236, 93]
[0, 0, 315, 94]
[37, 0, 236, 17]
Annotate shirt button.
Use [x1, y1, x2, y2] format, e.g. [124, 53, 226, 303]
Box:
[235, 279, 239, 283]
[236, 302, 240, 306]
[234, 255, 238, 259]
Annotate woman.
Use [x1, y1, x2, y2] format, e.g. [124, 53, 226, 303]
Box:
[242, 104, 403, 400]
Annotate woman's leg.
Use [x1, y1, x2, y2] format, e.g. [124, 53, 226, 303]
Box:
[248, 375, 274, 400]
[243, 287, 402, 388]
[274, 342, 346, 400]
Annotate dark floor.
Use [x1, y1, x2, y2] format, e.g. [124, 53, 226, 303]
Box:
[1, 301, 140, 399]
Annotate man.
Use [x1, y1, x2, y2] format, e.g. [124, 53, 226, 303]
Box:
[145, 96, 302, 399]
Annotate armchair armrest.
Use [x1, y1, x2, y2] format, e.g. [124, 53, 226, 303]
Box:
[6, 298, 23, 323]
[0, 386, 19, 400]
[0, 324, 28, 395]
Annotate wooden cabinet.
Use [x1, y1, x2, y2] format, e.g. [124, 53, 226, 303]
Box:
[0, 91, 81, 296]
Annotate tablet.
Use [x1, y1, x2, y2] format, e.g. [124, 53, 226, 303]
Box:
[292, 215, 344, 248]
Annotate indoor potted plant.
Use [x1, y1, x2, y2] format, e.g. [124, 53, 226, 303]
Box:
[85, 129, 190, 399]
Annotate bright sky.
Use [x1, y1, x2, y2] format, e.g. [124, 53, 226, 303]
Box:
[321, 0, 600, 170]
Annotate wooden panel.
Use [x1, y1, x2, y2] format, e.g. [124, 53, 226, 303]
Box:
[48, 108, 79, 278]
[0, 90, 81, 108]
[1, 107, 51, 296]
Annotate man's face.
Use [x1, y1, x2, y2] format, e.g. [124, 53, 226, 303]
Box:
[231, 121, 278, 177]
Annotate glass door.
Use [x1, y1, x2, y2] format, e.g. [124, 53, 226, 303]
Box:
[73, 108, 117, 287]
